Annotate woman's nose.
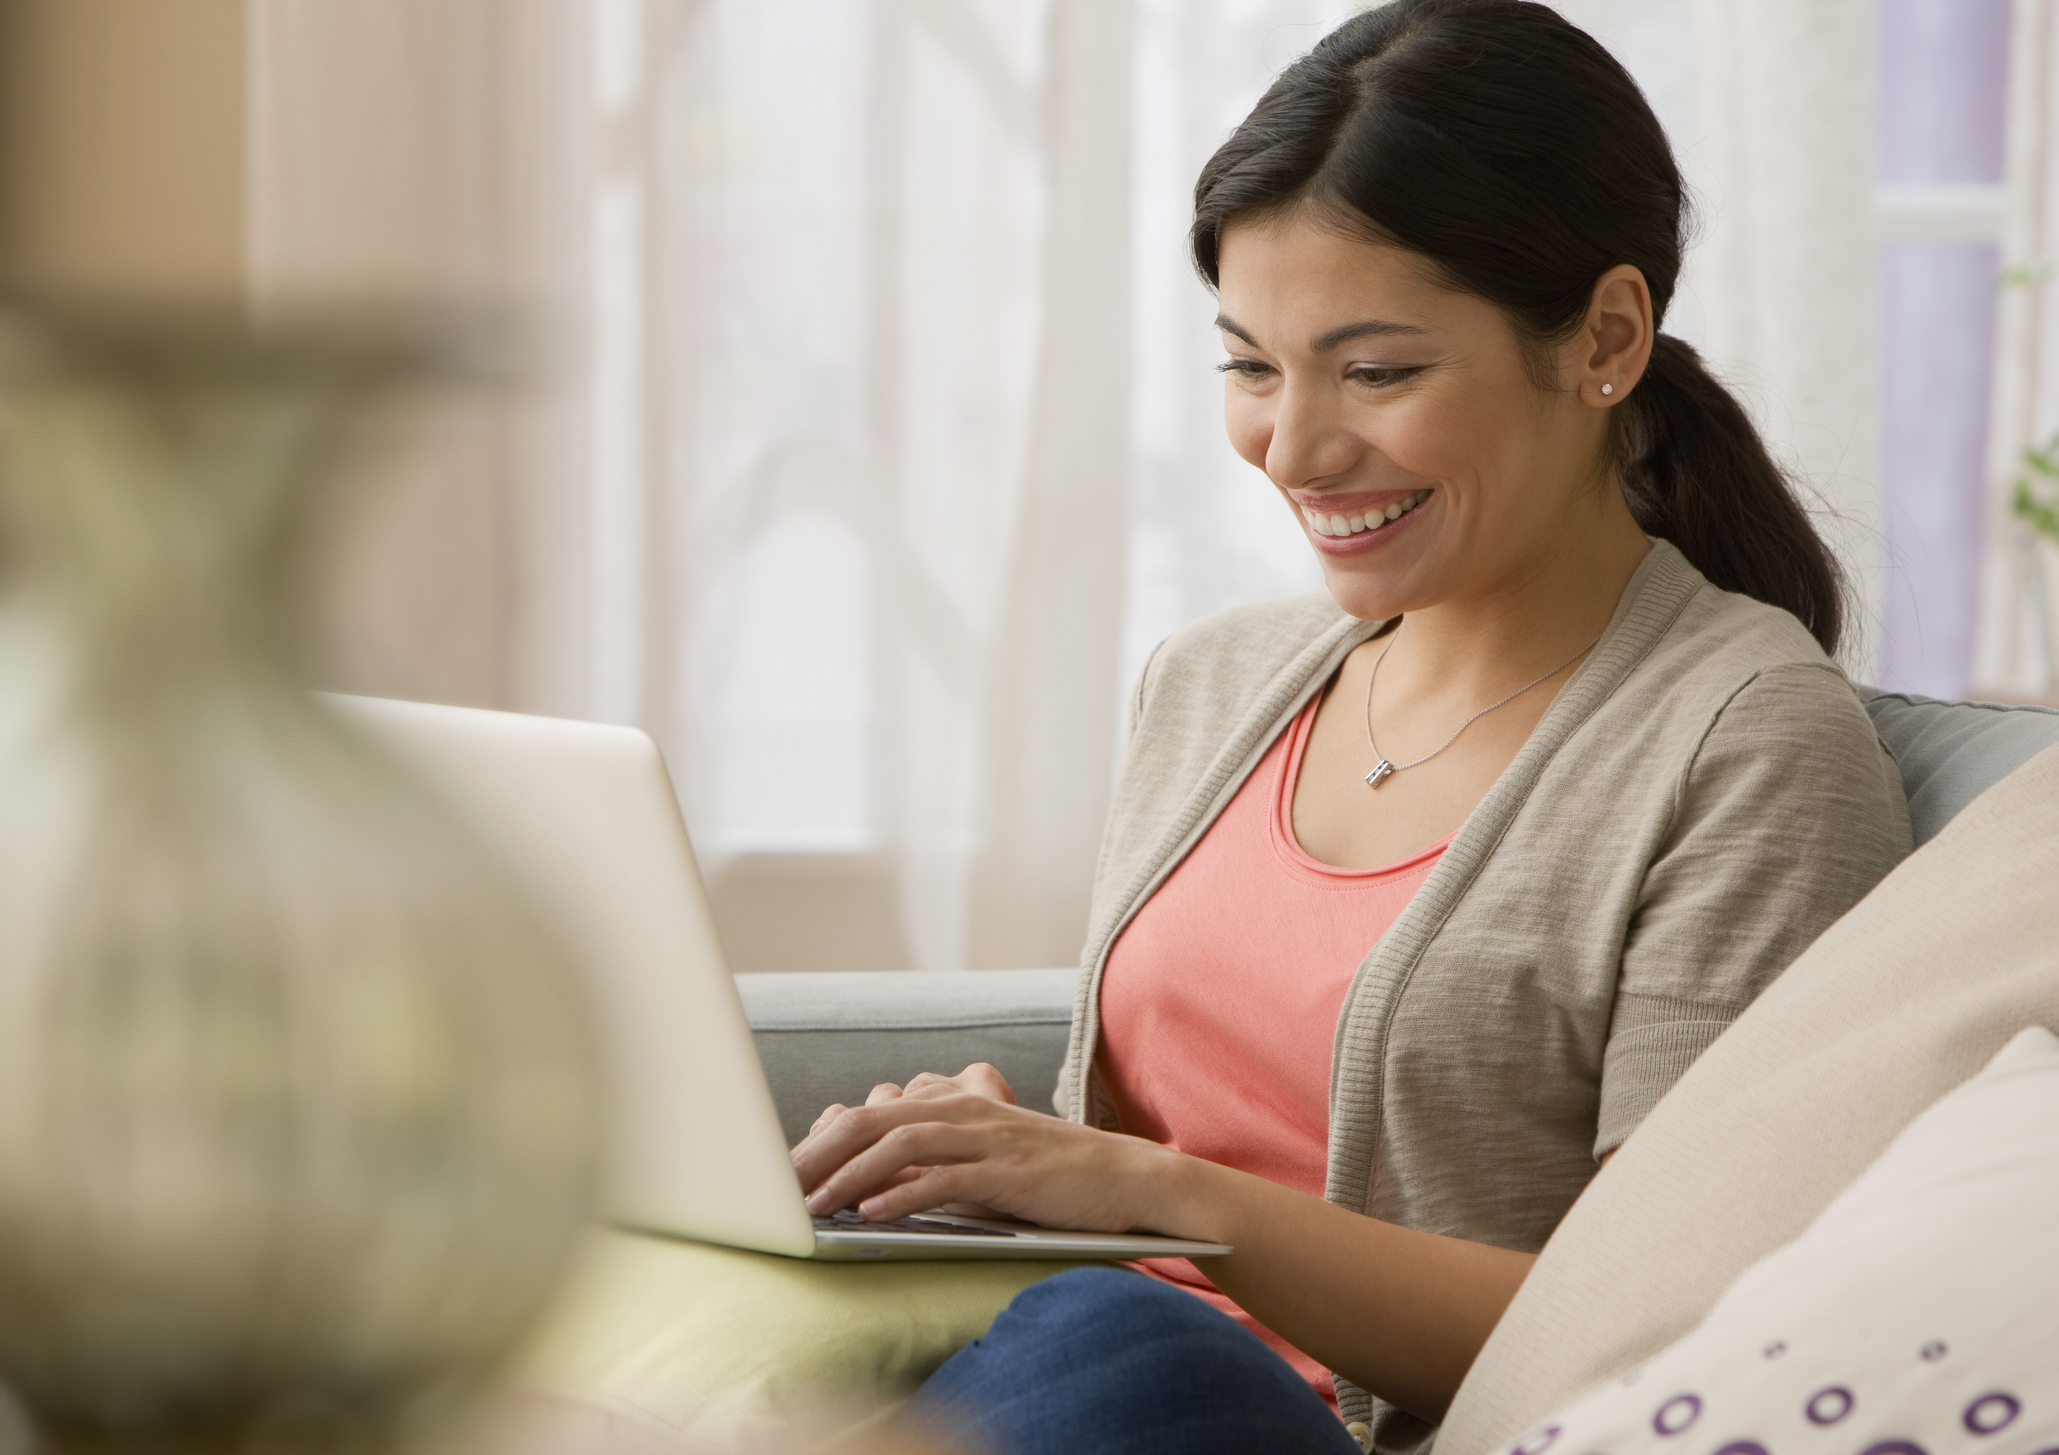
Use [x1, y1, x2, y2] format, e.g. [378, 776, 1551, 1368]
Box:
[1265, 381, 1358, 489]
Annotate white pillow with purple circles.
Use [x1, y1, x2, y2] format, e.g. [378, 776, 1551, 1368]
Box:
[1501, 1026, 2059, 1455]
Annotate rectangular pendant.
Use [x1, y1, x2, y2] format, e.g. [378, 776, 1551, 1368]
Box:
[1364, 760, 1395, 789]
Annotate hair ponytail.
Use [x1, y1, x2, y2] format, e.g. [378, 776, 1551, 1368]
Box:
[1618, 336, 1844, 653]
[1192, 0, 1846, 656]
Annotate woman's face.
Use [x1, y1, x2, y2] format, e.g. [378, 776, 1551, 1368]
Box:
[1215, 213, 1613, 622]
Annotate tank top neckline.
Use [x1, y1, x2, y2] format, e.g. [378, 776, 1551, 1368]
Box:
[1269, 689, 1455, 886]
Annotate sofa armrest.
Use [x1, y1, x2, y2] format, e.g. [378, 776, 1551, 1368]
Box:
[735, 969, 1080, 1147]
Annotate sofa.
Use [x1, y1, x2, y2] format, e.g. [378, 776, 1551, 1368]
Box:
[525, 688, 2059, 1453]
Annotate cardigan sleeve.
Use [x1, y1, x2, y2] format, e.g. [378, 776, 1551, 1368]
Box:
[1594, 661, 1912, 1156]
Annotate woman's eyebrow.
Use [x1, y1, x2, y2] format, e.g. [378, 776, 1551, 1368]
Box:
[1309, 318, 1430, 351]
[1214, 313, 1260, 346]
[1213, 313, 1431, 352]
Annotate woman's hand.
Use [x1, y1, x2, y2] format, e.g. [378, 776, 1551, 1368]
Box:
[797, 1060, 1017, 1154]
[790, 1086, 1186, 1235]
[794, 1064, 1028, 1220]
[798, 1061, 1025, 1193]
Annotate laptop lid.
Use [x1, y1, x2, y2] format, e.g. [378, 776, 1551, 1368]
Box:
[331, 694, 817, 1258]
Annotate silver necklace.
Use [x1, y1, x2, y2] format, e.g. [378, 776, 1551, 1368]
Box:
[1362, 630, 1602, 789]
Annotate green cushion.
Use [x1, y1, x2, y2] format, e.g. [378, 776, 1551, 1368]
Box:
[521, 1231, 1082, 1449]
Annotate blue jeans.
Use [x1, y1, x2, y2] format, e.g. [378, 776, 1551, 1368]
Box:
[911, 1266, 1365, 1455]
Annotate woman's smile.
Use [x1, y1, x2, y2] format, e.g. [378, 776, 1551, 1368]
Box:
[1295, 488, 1432, 552]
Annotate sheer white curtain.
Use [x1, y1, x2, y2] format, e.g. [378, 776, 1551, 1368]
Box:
[563, 0, 1137, 974]
[1691, 2, 1882, 678]
[1978, 0, 2059, 695]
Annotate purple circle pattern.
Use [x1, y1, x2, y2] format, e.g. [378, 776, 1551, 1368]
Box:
[1710, 1444, 1769, 1455]
[1919, 1341, 1948, 1362]
[1805, 1386, 1854, 1426]
[1509, 1424, 1559, 1455]
[1652, 1395, 1701, 1437]
[1761, 1340, 1787, 1360]
[1858, 1444, 1927, 1455]
[1963, 1393, 2021, 1435]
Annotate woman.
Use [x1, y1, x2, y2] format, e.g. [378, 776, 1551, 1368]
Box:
[794, 4, 1910, 1452]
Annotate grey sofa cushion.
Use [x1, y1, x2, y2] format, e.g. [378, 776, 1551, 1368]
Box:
[736, 969, 1079, 1146]
[1859, 689, 2059, 845]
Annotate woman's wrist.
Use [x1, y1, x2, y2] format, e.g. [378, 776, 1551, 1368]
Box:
[1113, 1135, 1244, 1244]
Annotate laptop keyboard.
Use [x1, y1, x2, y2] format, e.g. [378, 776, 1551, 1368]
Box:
[813, 1208, 1018, 1238]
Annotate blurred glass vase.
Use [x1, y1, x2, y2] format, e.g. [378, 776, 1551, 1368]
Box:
[0, 310, 600, 1454]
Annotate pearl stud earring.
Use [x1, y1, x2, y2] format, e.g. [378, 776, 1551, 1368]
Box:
[1600, 383, 1614, 396]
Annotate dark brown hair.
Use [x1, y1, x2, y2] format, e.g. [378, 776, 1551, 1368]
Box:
[1192, 0, 1845, 653]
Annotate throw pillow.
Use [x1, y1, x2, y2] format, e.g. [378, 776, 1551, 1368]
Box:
[1498, 1026, 2059, 1455]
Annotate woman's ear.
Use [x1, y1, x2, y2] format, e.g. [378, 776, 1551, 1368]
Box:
[1580, 264, 1653, 407]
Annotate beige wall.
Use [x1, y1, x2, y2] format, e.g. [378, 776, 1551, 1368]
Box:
[0, 0, 247, 303]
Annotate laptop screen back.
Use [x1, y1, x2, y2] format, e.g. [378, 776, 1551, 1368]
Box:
[332, 694, 815, 1256]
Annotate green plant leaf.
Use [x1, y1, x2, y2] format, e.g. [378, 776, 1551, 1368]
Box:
[2012, 432, 2059, 547]
[2000, 260, 2055, 290]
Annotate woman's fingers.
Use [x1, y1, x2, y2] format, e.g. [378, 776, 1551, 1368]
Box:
[892, 1064, 1019, 1104]
[948, 1062, 1019, 1105]
[791, 1103, 851, 1168]
[812, 1103, 849, 1131]
[789, 1081, 936, 1173]
[792, 1093, 989, 1198]
[804, 1118, 995, 1217]
[792, 1067, 1054, 1211]
[791, 1096, 884, 1172]
[782, 1078, 1008, 1193]
[853, 1163, 993, 1224]
[793, 1091, 1178, 1235]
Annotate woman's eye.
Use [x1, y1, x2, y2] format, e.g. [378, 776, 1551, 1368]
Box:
[1349, 365, 1423, 389]
[1215, 358, 1273, 379]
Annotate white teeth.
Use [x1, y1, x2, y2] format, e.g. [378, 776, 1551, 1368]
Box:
[1306, 491, 1429, 538]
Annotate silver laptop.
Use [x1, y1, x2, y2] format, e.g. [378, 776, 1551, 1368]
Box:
[334, 694, 1231, 1263]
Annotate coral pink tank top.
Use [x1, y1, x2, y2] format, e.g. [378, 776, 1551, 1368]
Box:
[1094, 690, 1449, 1406]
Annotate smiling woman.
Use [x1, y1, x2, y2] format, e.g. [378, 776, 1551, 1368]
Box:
[786, 4, 1913, 1455]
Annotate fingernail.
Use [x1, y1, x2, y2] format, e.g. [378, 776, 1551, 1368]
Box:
[805, 1192, 828, 1214]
